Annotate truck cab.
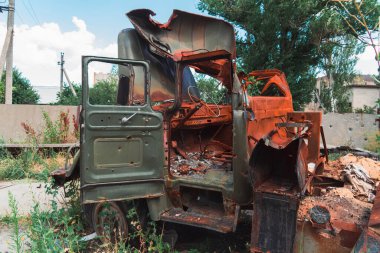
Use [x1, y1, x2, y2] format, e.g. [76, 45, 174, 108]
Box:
[53, 9, 325, 253]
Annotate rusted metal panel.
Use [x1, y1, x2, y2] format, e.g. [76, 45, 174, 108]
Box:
[287, 112, 322, 164]
[352, 185, 380, 252]
[352, 228, 380, 253]
[169, 103, 232, 129]
[127, 9, 236, 60]
[294, 221, 356, 253]
[160, 207, 235, 233]
[368, 185, 380, 234]
[127, 9, 235, 89]
[251, 192, 299, 253]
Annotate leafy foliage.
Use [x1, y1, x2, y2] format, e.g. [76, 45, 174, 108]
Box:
[354, 105, 376, 114]
[198, 0, 380, 109]
[42, 110, 73, 144]
[0, 111, 76, 181]
[195, 74, 227, 104]
[0, 68, 40, 104]
[8, 192, 23, 253]
[89, 78, 118, 105]
[28, 180, 86, 252]
[332, 0, 380, 74]
[55, 83, 82, 105]
[6, 177, 175, 252]
[317, 35, 365, 113]
[56, 78, 118, 106]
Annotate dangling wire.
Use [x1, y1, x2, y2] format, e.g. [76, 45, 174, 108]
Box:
[187, 85, 221, 117]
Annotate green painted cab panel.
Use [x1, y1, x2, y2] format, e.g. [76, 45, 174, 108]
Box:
[82, 181, 164, 204]
[81, 56, 165, 204]
[94, 137, 143, 168]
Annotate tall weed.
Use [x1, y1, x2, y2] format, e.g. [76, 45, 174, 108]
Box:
[124, 208, 172, 253]
[8, 192, 23, 253]
[28, 179, 86, 252]
[42, 110, 73, 144]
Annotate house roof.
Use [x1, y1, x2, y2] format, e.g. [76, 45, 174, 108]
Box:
[317, 74, 379, 86]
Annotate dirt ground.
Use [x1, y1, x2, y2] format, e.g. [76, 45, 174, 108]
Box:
[299, 153, 379, 228]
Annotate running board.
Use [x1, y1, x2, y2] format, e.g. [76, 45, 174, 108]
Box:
[160, 207, 239, 233]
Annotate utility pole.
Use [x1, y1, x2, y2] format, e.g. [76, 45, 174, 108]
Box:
[57, 52, 77, 97]
[57, 52, 64, 93]
[0, 0, 15, 104]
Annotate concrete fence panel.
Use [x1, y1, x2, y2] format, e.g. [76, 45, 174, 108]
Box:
[0, 105, 378, 149]
[321, 113, 378, 149]
[0, 104, 79, 143]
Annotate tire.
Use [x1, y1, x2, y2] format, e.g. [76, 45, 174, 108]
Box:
[92, 201, 128, 244]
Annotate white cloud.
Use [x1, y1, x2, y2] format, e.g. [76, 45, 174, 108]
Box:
[0, 17, 117, 87]
[355, 46, 379, 75]
[72, 16, 87, 31]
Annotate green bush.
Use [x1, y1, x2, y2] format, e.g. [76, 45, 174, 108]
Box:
[354, 105, 376, 114]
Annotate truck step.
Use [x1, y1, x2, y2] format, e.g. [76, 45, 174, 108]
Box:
[160, 207, 236, 233]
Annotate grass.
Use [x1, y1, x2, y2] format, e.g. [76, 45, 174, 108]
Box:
[364, 132, 380, 155]
[0, 110, 76, 182]
[0, 148, 66, 181]
[4, 178, 176, 253]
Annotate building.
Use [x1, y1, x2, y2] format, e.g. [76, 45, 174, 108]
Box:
[33, 85, 60, 104]
[93, 72, 112, 84]
[307, 75, 380, 111]
[348, 75, 380, 110]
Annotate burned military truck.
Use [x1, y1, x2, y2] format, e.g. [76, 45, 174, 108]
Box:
[52, 9, 327, 253]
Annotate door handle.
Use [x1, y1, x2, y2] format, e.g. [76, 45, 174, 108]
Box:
[121, 113, 137, 125]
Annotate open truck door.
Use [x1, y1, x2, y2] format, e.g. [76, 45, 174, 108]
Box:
[80, 56, 165, 204]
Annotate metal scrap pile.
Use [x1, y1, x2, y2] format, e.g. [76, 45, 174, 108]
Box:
[299, 153, 380, 226]
[170, 151, 232, 176]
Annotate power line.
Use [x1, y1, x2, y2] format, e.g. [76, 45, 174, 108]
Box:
[26, 0, 40, 24]
[20, 0, 38, 25]
[15, 8, 24, 23]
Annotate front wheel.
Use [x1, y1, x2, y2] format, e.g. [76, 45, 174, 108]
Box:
[92, 201, 128, 244]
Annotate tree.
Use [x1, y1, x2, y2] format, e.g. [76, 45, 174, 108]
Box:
[55, 66, 118, 106]
[198, 0, 379, 109]
[318, 36, 365, 112]
[55, 83, 82, 105]
[194, 73, 227, 104]
[331, 0, 380, 74]
[89, 78, 117, 105]
[0, 68, 40, 104]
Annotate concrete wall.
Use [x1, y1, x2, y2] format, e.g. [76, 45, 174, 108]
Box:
[0, 105, 378, 149]
[351, 86, 380, 109]
[0, 104, 79, 143]
[322, 113, 379, 149]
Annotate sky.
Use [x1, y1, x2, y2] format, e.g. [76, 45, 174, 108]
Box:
[0, 0, 378, 93]
[0, 0, 202, 91]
